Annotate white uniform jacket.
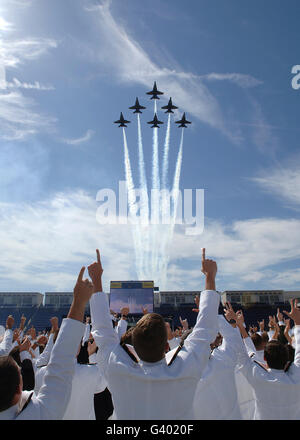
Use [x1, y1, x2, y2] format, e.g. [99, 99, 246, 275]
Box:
[90, 290, 220, 420]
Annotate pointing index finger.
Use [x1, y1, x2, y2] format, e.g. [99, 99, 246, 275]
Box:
[96, 249, 101, 264]
[202, 248, 205, 262]
[77, 266, 85, 284]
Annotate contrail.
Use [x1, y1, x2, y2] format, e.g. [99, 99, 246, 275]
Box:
[122, 128, 142, 278]
[151, 100, 161, 277]
[137, 114, 149, 278]
[160, 128, 184, 288]
[162, 113, 171, 190]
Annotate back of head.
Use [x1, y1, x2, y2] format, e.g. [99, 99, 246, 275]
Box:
[0, 356, 21, 412]
[120, 326, 134, 345]
[251, 333, 263, 351]
[132, 313, 167, 363]
[9, 346, 21, 366]
[264, 340, 289, 370]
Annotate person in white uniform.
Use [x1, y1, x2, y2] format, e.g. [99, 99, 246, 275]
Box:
[234, 299, 300, 420]
[192, 302, 242, 420]
[0, 266, 93, 420]
[88, 248, 220, 420]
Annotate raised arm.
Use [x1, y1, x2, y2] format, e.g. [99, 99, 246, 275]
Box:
[283, 299, 300, 369]
[88, 250, 119, 377]
[182, 249, 220, 369]
[35, 318, 59, 368]
[0, 315, 14, 356]
[18, 267, 93, 420]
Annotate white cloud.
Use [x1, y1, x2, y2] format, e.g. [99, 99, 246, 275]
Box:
[0, 90, 55, 140]
[0, 77, 54, 90]
[0, 38, 58, 68]
[62, 129, 95, 146]
[0, 191, 300, 291]
[252, 161, 300, 208]
[200, 73, 263, 88]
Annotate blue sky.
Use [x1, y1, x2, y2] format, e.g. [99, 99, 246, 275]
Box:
[0, 0, 300, 293]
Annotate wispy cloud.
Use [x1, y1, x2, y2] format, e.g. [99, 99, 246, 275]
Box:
[252, 159, 300, 208]
[0, 9, 57, 140]
[200, 72, 263, 88]
[61, 129, 95, 146]
[84, 1, 264, 144]
[0, 77, 54, 91]
[0, 91, 55, 140]
[0, 38, 58, 68]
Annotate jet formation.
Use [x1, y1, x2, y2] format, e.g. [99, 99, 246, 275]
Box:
[114, 82, 191, 129]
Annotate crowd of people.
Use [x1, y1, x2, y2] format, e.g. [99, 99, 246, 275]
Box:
[0, 248, 299, 420]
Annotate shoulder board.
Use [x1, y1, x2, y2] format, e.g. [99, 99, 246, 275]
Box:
[253, 360, 268, 371]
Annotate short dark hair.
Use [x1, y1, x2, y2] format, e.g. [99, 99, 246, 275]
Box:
[251, 333, 263, 350]
[120, 326, 134, 345]
[264, 340, 289, 370]
[0, 356, 21, 412]
[132, 313, 167, 362]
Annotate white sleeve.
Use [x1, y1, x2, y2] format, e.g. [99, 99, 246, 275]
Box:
[243, 336, 257, 358]
[82, 323, 91, 346]
[35, 334, 54, 368]
[90, 293, 120, 380]
[178, 290, 220, 378]
[17, 318, 85, 420]
[115, 319, 127, 340]
[0, 329, 13, 356]
[215, 315, 243, 364]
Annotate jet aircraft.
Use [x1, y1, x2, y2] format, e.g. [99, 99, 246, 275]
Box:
[114, 112, 130, 127]
[161, 97, 178, 113]
[175, 112, 191, 128]
[129, 97, 146, 114]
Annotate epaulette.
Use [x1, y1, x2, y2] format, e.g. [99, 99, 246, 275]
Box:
[120, 342, 139, 363]
[253, 360, 268, 371]
[19, 392, 33, 414]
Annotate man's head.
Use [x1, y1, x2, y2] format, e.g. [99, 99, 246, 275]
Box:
[251, 333, 264, 351]
[132, 313, 167, 363]
[0, 356, 22, 412]
[264, 340, 289, 370]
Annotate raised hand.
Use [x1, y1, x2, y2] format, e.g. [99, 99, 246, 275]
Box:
[141, 306, 148, 315]
[6, 315, 14, 330]
[192, 295, 200, 313]
[277, 308, 283, 322]
[223, 302, 237, 323]
[283, 299, 300, 326]
[68, 266, 94, 322]
[201, 248, 217, 290]
[50, 317, 59, 332]
[235, 310, 245, 327]
[19, 336, 31, 352]
[13, 328, 20, 342]
[179, 316, 189, 331]
[19, 314, 26, 330]
[88, 249, 103, 293]
[258, 319, 265, 332]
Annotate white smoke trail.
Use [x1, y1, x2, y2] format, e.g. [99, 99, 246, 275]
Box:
[159, 129, 184, 288]
[162, 113, 171, 190]
[122, 128, 142, 278]
[137, 114, 149, 278]
[151, 100, 161, 279]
